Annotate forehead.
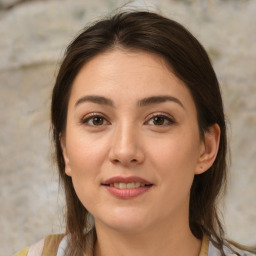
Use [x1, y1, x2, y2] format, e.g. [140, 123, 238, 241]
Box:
[69, 49, 196, 111]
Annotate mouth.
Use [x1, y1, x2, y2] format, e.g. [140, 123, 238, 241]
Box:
[102, 176, 153, 199]
[102, 176, 153, 187]
[105, 182, 152, 189]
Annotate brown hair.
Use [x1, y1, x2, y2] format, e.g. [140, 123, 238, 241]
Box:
[51, 11, 228, 256]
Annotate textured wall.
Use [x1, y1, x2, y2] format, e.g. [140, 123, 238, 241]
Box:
[0, 0, 255, 255]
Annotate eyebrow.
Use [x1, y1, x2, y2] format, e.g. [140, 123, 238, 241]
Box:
[75, 95, 184, 109]
[75, 95, 114, 107]
[138, 96, 184, 108]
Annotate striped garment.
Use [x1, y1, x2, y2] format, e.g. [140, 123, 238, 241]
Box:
[15, 234, 255, 256]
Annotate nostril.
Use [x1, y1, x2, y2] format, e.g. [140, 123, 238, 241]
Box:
[111, 158, 138, 165]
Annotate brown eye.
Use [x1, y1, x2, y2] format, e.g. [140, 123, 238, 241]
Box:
[92, 116, 104, 126]
[152, 116, 165, 125]
[82, 114, 109, 126]
[146, 114, 175, 126]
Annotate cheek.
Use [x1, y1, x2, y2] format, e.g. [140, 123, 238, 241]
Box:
[66, 131, 108, 172]
[151, 135, 199, 169]
[65, 135, 105, 209]
[148, 131, 200, 186]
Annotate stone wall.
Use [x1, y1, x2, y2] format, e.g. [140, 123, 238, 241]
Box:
[0, 0, 255, 255]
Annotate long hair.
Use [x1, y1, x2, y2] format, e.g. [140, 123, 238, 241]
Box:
[51, 11, 228, 256]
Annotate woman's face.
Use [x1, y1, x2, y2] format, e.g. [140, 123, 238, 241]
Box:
[61, 49, 209, 234]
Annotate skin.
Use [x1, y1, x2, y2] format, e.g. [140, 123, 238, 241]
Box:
[61, 49, 220, 256]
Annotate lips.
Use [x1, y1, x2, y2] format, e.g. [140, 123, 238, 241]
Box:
[103, 176, 152, 185]
[109, 182, 147, 189]
[102, 176, 153, 199]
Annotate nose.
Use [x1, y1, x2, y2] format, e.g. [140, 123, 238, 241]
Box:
[108, 123, 145, 166]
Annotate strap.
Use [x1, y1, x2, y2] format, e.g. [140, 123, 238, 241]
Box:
[42, 234, 66, 256]
[56, 235, 69, 256]
[27, 238, 45, 256]
[199, 234, 210, 256]
[26, 234, 65, 256]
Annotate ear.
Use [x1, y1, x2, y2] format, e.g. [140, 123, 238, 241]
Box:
[195, 123, 220, 175]
[60, 133, 72, 177]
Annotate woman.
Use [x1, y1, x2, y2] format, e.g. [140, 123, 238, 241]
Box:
[16, 11, 256, 256]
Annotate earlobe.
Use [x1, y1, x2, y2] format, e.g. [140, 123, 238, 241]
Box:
[59, 133, 72, 177]
[195, 124, 220, 175]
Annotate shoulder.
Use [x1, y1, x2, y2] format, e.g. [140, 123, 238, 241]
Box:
[209, 239, 256, 256]
[224, 242, 256, 256]
[14, 234, 66, 256]
[43, 233, 66, 255]
[14, 247, 29, 256]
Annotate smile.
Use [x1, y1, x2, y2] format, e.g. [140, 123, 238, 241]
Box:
[108, 182, 148, 189]
[102, 176, 153, 199]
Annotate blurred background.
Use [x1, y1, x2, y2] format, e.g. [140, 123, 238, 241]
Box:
[0, 0, 255, 255]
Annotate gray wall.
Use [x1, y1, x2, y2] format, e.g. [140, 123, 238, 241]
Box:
[0, 0, 255, 255]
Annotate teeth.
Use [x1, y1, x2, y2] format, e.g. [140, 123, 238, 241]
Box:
[119, 183, 126, 189]
[126, 183, 134, 189]
[112, 182, 146, 189]
[114, 183, 119, 188]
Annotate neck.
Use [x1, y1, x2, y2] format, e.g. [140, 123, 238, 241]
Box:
[94, 216, 202, 256]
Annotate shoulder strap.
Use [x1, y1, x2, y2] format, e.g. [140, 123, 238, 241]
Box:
[199, 234, 210, 256]
[56, 235, 69, 256]
[42, 234, 66, 256]
[26, 234, 65, 256]
[27, 238, 45, 256]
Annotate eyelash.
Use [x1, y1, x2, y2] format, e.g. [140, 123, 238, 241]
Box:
[80, 112, 175, 127]
[145, 113, 175, 126]
[81, 113, 110, 126]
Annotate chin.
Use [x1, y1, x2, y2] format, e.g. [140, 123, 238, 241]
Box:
[96, 208, 150, 233]
[108, 220, 147, 234]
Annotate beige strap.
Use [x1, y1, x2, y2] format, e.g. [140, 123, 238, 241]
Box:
[27, 238, 45, 256]
[42, 234, 66, 256]
[199, 234, 210, 256]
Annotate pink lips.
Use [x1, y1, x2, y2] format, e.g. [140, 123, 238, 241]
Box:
[102, 176, 153, 199]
